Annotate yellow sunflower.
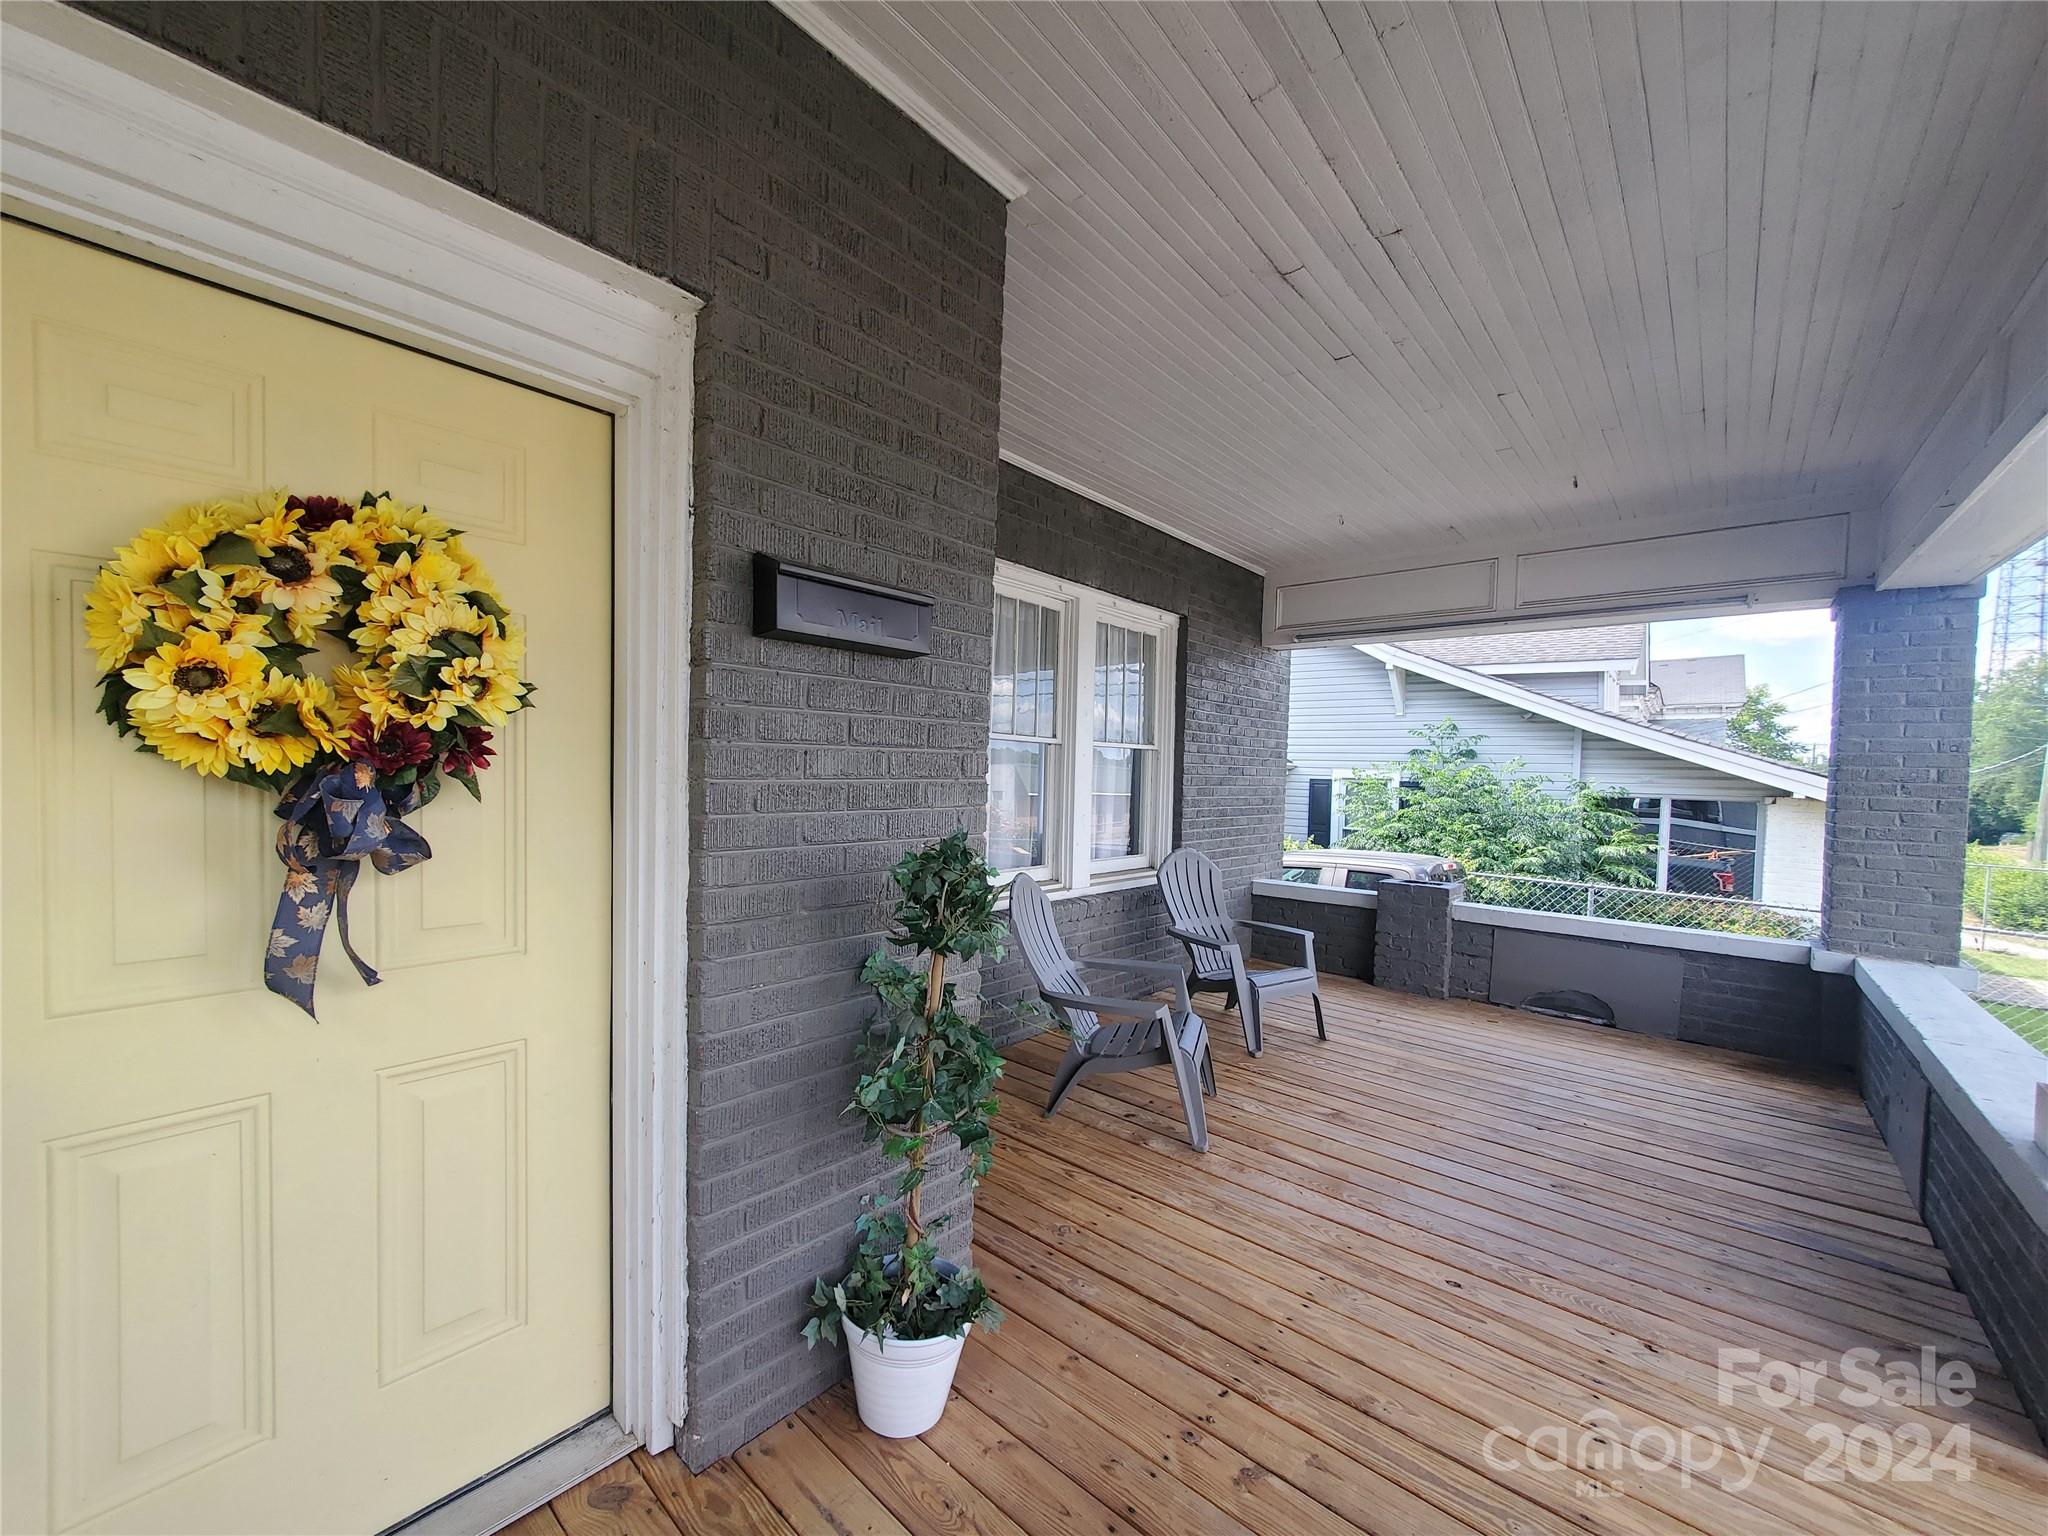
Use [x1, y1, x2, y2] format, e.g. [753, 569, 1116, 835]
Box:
[108, 527, 205, 588]
[427, 651, 525, 729]
[331, 497, 452, 571]
[135, 713, 238, 778]
[238, 674, 352, 777]
[123, 630, 266, 726]
[83, 570, 151, 671]
[384, 597, 491, 663]
[334, 664, 404, 731]
[238, 489, 299, 550]
[442, 536, 505, 603]
[162, 497, 259, 545]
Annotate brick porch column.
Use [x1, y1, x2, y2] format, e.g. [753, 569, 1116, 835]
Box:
[1821, 583, 1982, 965]
[1373, 879, 1460, 998]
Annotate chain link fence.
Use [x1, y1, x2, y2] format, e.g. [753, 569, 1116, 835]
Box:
[1962, 859, 2048, 1053]
[1462, 871, 1821, 941]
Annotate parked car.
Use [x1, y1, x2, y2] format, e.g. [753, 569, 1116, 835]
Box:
[1279, 848, 1454, 891]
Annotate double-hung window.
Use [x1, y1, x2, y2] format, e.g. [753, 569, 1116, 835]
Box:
[987, 561, 1177, 892]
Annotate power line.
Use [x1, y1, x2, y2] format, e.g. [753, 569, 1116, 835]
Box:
[1970, 742, 2047, 779]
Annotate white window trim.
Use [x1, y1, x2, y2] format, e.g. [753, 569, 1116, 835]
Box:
[992, 560, 1178, 897]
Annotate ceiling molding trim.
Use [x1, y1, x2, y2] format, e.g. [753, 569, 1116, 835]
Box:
[772, 2, 1030, 201]
[998, 450, 1268, 577]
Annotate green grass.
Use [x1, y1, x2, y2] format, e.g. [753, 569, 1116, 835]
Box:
[1980, 999, 2048, 1053]
[1966, 947, 2048, 981]
[1966, 843, 2034, 866]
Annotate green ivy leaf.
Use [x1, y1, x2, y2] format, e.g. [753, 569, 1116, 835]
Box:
[204, 532, 263, 568]
[159, 569, 207, 608]
[251, 701, 307, 736]
[135, 618, 182, 651]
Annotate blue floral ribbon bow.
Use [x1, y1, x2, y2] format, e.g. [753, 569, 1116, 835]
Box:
[266, 762, 431, 1018]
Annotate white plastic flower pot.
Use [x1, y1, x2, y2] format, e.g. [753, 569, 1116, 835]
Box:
[842, 1318, 970, 1438]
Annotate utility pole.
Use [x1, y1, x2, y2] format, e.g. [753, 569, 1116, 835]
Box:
[2032, 749, 2048, 866]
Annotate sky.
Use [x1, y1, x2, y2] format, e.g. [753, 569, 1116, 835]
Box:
[1649, 581, 2010, 751]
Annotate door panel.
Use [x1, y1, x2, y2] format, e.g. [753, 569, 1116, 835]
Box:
[2, 221, 614, 1535]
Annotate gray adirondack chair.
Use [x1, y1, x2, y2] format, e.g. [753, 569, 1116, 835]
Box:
[1007, 872, 1215, 1152]
[1157, 846, 1324, 1056]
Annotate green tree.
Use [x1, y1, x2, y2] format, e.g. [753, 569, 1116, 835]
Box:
[1726, 685, 1804, 762]
[1339, 720, 1654, 885]
[1969, 656, 2048, 844]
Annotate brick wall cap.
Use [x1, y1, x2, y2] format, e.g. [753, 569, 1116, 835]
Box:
[1451, 901, 1814, 965]
[1856, 957, 2048, 1237]
[1251, 877, 1376, 909]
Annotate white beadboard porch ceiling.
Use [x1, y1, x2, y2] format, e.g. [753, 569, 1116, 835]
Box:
[786, 2, 2047, 580]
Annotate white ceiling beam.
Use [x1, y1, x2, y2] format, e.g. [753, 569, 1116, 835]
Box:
[1879, 265, 2048, 590]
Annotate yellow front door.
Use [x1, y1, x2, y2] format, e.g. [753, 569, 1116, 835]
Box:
[1, 222, 615, 1534]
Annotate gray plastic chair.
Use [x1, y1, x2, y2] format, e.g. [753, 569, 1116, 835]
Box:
[1157, 846, 1324, 1056]
[1007, 873, 1214, 1152]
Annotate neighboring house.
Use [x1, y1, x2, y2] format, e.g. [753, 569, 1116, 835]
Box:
[1619, 652, 1750, 746]
[1286, 637, 1827, 909]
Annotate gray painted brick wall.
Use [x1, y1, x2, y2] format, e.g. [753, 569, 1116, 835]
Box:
[78, 0, 1010, 1468]
[1444, 921, 1849, 1065]
[1249, 893, 1375, 980]
[1858, 1002, 2048, 1436]
[1823, 584, 1981, 966]
[982, 465, 1288, 1039]
[1448, 921, 1495, 1002]
[1373, 880, 1457, 998]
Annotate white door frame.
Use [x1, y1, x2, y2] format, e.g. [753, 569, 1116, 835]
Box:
[0, 0, 696, 1496]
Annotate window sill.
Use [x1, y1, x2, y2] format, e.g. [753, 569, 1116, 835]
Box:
[998, 869, 1161, 905]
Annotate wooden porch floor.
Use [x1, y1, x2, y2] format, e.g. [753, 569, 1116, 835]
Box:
[520, 975, 2046, 1536]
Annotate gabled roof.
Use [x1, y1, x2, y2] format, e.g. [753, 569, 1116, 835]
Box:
[1362, 644, 1828, 799]
[1401, 623, 1646, 670]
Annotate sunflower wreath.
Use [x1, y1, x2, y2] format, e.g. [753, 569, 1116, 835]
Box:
[83, 490, 531, 1018]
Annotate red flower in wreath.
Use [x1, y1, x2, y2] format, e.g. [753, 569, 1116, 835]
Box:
[285, 493, 356, 533]
[348, 720, 435, 776]
[442, 726, 495, 779]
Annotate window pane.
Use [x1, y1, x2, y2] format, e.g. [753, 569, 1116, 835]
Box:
[1037, 605, 1059, 727]
[1094, 621, 1156, 747]
[1092, 625, 1110, 740]
[1091, 746, 1144, 860]
[1014, 599, 1040, 737]
[990, 595, 1015, 735]
[988, 741, 1048, 871]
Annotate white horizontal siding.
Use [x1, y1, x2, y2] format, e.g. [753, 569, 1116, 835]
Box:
[1761, 796, 1825, 909]
[1290, 647, 1581, 788]
[1578, 737, 1777, 798]
[1511, 671, 1607, 707]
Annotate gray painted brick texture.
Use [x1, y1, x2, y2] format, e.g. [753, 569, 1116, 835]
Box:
[81, 0, 1010, 1467]
[981, 465, 1289, 1039]
[1823, 583, 1981, 966]
[1858, 1002, 2048, 1437]
[1250, 893, 1375, 981]
[1373, 880, 1457, 999]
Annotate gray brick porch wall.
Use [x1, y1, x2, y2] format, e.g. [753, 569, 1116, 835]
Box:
[80, 0, 1011, 1467]
[1373, 880, 1458, 999]
[980, 465, 1289, 1043]
[1858, 1001, 2048, 1435]
[1248, 893, 1376, 981]
[1822, 583, 1981, 966]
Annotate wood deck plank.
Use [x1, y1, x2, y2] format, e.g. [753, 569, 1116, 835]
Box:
[632, 1447, 799, 1536]
[536, 977, 2044, 1536]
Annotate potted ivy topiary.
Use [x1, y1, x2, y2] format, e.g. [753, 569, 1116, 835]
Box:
[802, 830, 1007, 1437]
